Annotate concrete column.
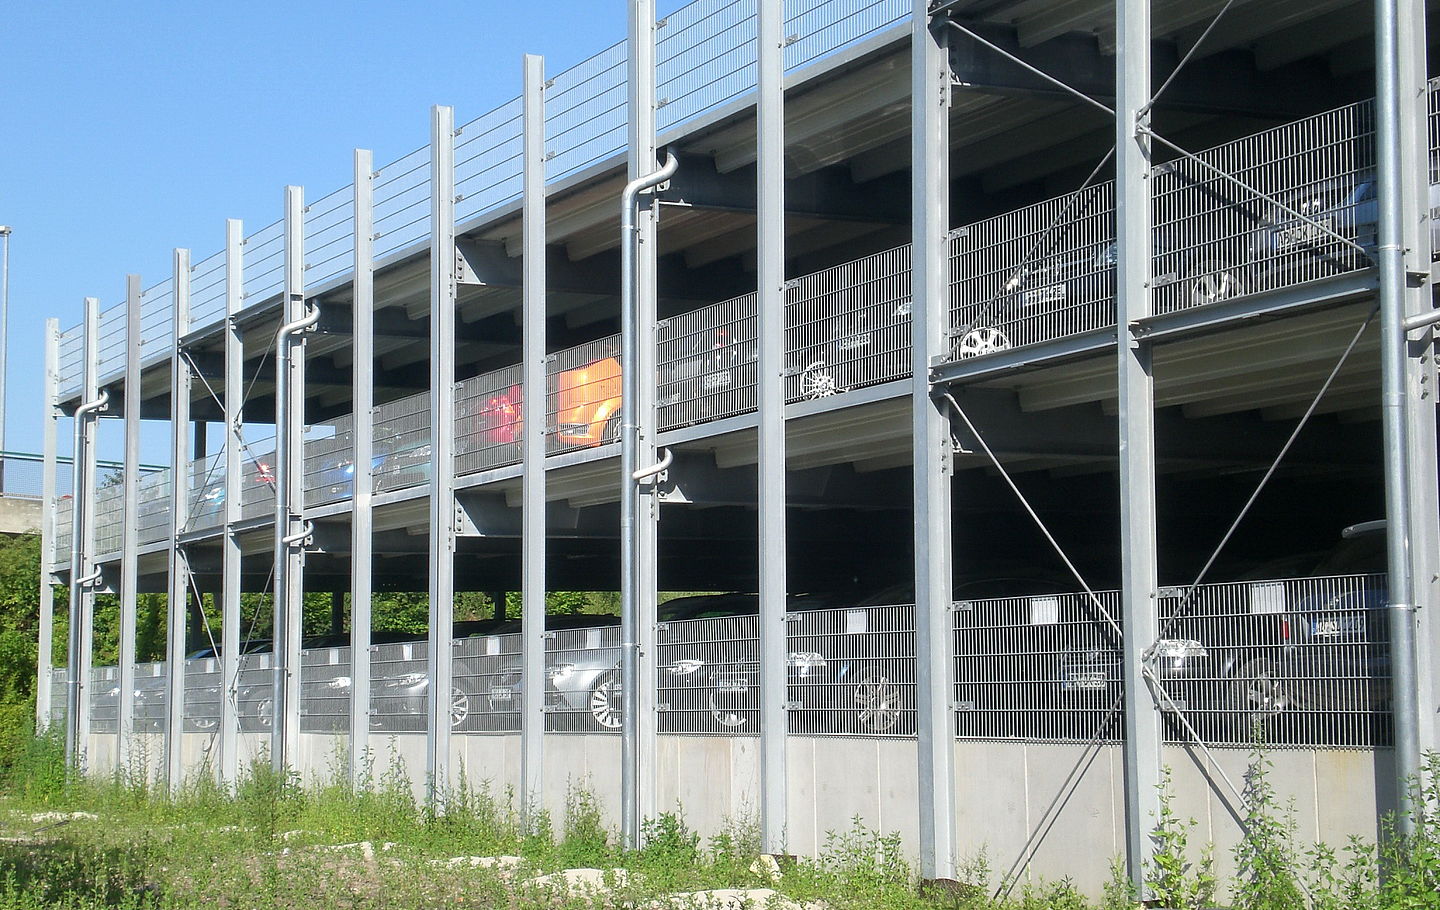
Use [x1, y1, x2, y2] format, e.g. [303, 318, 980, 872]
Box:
[520, 54, 548, 819]
[910, 0, 957, 881]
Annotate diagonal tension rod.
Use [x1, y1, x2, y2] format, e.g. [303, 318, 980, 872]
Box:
[942, 20, 1115, 118]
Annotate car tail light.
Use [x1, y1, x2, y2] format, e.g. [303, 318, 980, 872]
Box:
[1281, 618, 1291, 642]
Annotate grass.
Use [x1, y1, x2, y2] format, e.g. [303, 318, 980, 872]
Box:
[0, 732, 1436, 909]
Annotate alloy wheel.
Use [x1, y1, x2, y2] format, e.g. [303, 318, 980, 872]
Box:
[588, 672, 623, 729]
[954, 326, 1010, 359]
[853, 673, 902, 733]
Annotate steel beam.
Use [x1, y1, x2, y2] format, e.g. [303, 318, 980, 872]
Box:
[1375, 0, 1423, 814]
[912, 1, 956, 882]
[623, 0, 663, 848]
[273, 188, 308, 773]
[1116, 0, 1161, 892]
[165, 253, 192, 791]
[66, 298, 102, 769]
[220, 219, 244, 786]
[351, 152, 375, 787]
[756, 0, 788, 857]
[520, 55, 547, 820]
[35, 318, 59, 731]
[117, 274, 142, 774]
[427, 105, 458, 806]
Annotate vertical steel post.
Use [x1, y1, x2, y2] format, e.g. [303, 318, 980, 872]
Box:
[1376, 0, 1423, 818]
[756, 0, 789, 856]
[1116, 0, 1161, 889]
[66, 298, 102, 769]
[220, 219, 244, 786]
[1395, 0, 1439, 756]
[911, 1, 956, 882]
[521, 55, 548, 819]
[351, 152, 375, 787]
[427, 105, 459, 806]
[117, 274, 142, 773]
[35, 318, 59, 731]
[273, 187, 307, 773]
[623, 0, 663, 848]
[165, 252, 192, 790]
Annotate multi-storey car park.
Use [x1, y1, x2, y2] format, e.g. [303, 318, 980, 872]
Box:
[32, 0, 1440, 896]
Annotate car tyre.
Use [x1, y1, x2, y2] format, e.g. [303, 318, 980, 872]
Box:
[850, 671, 904, 734]
[1185, 259, 1246, 307]
[800, 361, 839, 400]
[1230, 658, 1295, 740]
[953, 325, 1010, 359]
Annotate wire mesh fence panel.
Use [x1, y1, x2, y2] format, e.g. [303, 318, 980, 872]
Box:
[374, 146, 432, 262]
[456, 98, 524, 225]
[53, 496, 72, 565]
[369, 641, 431, 734]
[304, 416, 356, 508]
[90, 665, 119, 734]
[136, 470, 173, 547]
[2, 455, 69, 500]
[656, 614, 758, 735]
[784, 0, 908, 72]
[132, 662, 168, 734]
[58, 326, 83, 399]
[1152, 98, 1377, 315]
[303, 185, 356, 291]
[785, 245, 913, 402]
[373, 392, 431, 494]
[1153, 575, 1391, 749]
[656, 0, 756, 136]
[186, 451, 226, 534]
[238, 435, 278, 522]
[544, 623, 623, 733]
[93, 483, 124, 554]
[546, 335, 623, 455]
[951, 182, 1117, 361]
[455, 632, 524, 734]
[456, 364, 524, 475]
[189, 250, 229, 334]
[954, 591, 1124, 743]
[236, 653, 274, 734]
[242, 219, 286, 307]
[545, 42, 627, 184]
[49, 667, 68, 730]
[184, 656, 222, 734]
[787, 603, 915, 736]
[138, 277, 176, 368]
[300, 646, 351, 734]
[96, 303, 127, 388]
[657, 293, 757, 430]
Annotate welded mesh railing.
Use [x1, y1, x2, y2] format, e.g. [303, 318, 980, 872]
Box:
[132, 662, 167, 733]
[189, 250, 229, 332]
[546, 335, 623, 455]
[366, 641, 427, 733]
[456, 631, 524, 734]
[373, 393, 430, 493]
[787, 602, 916, 736]
[544, 624, 623, 733]
[304, 185, 357, 289]
[90, 665, 119, 733]
[93, 484, 124, 554]
[544, 43, 627, 185]
[374, 146, 431, 262]
[234, 654, 274, 733]
[53, 496, 73, 565]
[242, 220, 285, 307]
[1153, 575, 1391, 749]
[239, 436, 278, 522]
[656, 614, 759, 735]
[1152, 99, 1378, 314]
[96, 303, 126, 387]
[58, 327, 83, 398]
[49, 667, 68, 730]
[137, 277, 176, 368]
[184, 656, 222, 733]
[657, 293, 757, 430]
[136, 470, 172, 544]
[300, 645, 351, 733]
[304, 418, 355, 508]
[456, 364, 524, 475]
[3, 454, 70, 500]
[186, 452, 226, 534]
[954, 590, 1125, 743]
[456, 99, 525, 224]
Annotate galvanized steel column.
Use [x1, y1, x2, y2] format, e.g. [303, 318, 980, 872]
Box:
[273, 188, 307, 773]
[521, 55, 548, 818]
[35, 318, 60, 731]
[351, 152, 375, 787]
[67, 297, 102, 769]
[117, 274, 142, 773]
[1376, 0, 1423, 812]
[1116, 0, 1161, 890]
[220, 218, 244, 786]
[427, 106, 459, 805]
[756, 0, 789, 856]
[166, 252, 192, 790]
[911, 0, 957, 881]
[623, 0, 663, 847]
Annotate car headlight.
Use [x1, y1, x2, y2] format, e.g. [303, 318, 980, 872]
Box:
[669, 659, 705, 677]
[1153, 639, 1207, 660]
[546, 663, 575, 683]
[786, 652, 827, 670]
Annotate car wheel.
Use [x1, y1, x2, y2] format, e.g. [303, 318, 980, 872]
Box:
[603, 415, 622, 445]
[1230, 658, 1294, 736]
[707, 665, 751, 730]
[587, 670, 623, 730]
[851, 672, 904, 734]
[800, 361, 838, 400]
[449, 686, 470, 730]
[1186, 259, 1246, 307]
[953, 325, 1011, 359]
[242, 694, 273, 732]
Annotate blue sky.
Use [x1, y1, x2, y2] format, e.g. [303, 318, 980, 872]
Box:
[0, 1, 682, 463]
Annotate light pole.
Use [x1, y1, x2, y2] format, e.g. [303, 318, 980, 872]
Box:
[0, 225, 10, 491]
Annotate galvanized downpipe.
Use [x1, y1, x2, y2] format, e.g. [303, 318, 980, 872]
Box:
[1375, 0, 1421, 831]
[65, 388, 108, 764]
[619, 150, 677, 846]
